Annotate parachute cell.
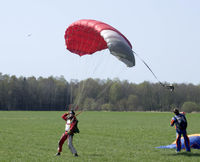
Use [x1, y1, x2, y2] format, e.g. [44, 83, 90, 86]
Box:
[65, 19, 135, 67]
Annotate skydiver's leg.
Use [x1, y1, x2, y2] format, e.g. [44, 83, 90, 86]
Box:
[183, 131, 191, 152]
[176, 132, 181, 152]
[67, 135, 78, 155]
[57, 132, 68, 153]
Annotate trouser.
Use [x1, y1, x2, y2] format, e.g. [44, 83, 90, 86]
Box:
[57, 131, 77, 154]
[176, 129, 190, 152]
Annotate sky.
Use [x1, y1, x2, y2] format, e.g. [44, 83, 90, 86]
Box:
[0, 0, 200, 84]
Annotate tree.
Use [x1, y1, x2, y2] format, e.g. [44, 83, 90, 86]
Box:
[127, 94, 139, 111]
[1, 72, 200, 112]
[181, 101, 200, 113]
[109, 82, 122, 104]
[101, 103, 113, 111]
[83, 97, 97, 110]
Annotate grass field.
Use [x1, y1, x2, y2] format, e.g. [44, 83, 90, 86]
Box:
[0, 111, 200, 162]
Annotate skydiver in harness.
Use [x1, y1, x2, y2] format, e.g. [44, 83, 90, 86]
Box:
[55, 110, 79, 157]
[170, 108, 191, 153]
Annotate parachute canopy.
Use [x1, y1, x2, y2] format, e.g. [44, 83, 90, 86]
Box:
[156, 134, 200, 149]
[64, 19, 135, 67]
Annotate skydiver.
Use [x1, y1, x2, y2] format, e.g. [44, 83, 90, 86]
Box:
[55, 110, 79, 157]
[170, 108, 191, 153]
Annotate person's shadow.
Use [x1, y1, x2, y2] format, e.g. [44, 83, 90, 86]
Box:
[89, 153, 103, 157]
[164, 152, 200, 157]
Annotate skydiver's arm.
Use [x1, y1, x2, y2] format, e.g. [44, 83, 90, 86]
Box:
[61, 113, 68, 121]
[170, 117, 175, 126]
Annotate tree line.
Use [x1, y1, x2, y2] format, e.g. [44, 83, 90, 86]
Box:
[0, 73, 200, 112]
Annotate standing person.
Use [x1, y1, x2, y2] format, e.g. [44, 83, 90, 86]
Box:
[56, 110, 79, 157]
[170, 108, 191, 153]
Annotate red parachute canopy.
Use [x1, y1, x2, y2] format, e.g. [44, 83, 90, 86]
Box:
[65, 19, 135, 67]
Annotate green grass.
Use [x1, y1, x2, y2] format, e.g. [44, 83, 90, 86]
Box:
[0, 111, 200, 162]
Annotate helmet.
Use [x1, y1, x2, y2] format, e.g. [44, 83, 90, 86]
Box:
[173, 108, 179, 115]
[69, 110, 75, 115]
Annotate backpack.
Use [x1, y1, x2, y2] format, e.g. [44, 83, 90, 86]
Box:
[73, 120, 80, 134]
[175, 115, 187, 130]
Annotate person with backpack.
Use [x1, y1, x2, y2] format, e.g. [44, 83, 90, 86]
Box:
[170, 108, 191, 153]
[55, 110, 80, 157]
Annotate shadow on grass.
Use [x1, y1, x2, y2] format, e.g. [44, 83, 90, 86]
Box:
[164, 152, 200, 157]
[89, 153, 103, 157]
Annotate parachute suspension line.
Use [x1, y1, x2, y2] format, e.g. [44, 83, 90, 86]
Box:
[133, 51, 163, 86]
[70, 83, 73, 103]
[73, 57, 101, 111]
[90, 52, 106, 77]
[94, 69, 127, 102]
[67, 81, 86, 112]
[132, 51, 174, 91]
[76, 80, 87, 108]
[94, 50, 133, 101]
[73, 54, 104, 108]
[68, 58, 82, 109]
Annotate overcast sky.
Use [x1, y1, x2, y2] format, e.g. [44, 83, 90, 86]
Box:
[0, 0, 200, 84]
